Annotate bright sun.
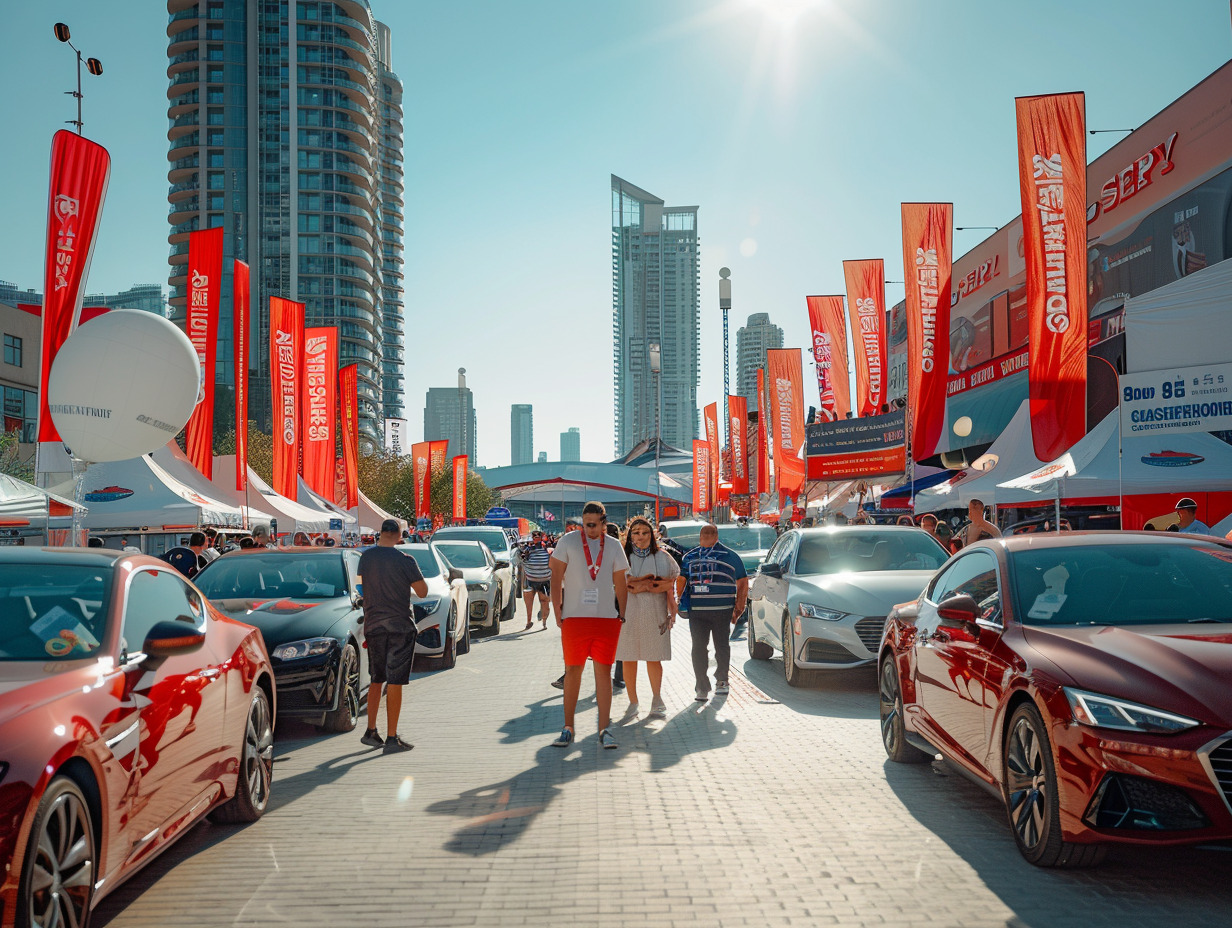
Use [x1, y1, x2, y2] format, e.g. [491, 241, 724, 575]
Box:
[746, 0, 828, 26]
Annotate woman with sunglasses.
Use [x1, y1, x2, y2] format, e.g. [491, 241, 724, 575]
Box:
[614, 516, 679, 719]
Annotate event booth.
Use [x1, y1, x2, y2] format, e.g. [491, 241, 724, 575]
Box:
[210, 455, 337, 539]
[0, 473, 85, 546]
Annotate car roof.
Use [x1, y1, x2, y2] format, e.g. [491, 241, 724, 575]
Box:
[0, 547, 126, 567]
[433, 525, 505, 534]
[431, 539, 487, 548]
[790, 525, 928, 535]
[215, 546, 344, 556]
[986, 530, 1232, 554]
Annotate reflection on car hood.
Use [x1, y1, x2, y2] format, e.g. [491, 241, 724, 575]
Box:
[1023, 624, 1232, 726]
[456, 567, 494, 581]
[790, 571, 933, 616]
[0, 661, 107, 731]
[210, 597, 353, 647]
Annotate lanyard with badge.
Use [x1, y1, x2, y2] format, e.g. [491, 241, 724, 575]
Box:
[579, 532, 605, 605]
[691, 546, 718, 593]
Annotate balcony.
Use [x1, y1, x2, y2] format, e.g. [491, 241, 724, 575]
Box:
[169, 69, 200, 88]
[168, 198, 200, 218]
[168, 177, 200, 199]
[169, 132, 200, 152]
[167, 154, 199, 182]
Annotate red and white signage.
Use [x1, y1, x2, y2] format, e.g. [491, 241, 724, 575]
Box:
[842, 259, 888, 416]
[452, 455, 468, 521]
[233, 260, 250, 491]
[302, 327, 337, 502]
[411, 441, 431, 520]
[692, 440, 711, 513]
[756, 368, 769, 495]
[806, 295, 850, 422]
[766, 349, 806, 496]
[728, 394, 749, 496]
[901, 203, 953, 460]
[184, 227, 223, 479]
[269, 297, 304, 499]
[339, 364, 359, 509]
[704, 402, 719, 507]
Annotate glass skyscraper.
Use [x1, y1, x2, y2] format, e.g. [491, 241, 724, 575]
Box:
[424, 368, 477, 463]
[560, 427, 580, 462]
[610, 176, 699, 457]
[165, 0, 404, 448]
[510, 404, 533, 465]
[736, 312, 784, 414]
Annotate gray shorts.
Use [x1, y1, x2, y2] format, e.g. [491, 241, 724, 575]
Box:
[366, 625, 417, 685]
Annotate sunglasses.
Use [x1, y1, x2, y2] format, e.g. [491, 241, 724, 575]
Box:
[583, 521, 604, 528]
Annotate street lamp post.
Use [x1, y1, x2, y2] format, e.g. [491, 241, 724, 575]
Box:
[719, 268, 732, 479]
[54, 23, 103, 135]
[649, 342, 662, 522]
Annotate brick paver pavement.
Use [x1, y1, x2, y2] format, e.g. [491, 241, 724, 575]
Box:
[96, 602, 1232, 928]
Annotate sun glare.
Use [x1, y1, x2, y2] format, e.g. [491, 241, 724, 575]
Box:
[746, 0, 828, 27]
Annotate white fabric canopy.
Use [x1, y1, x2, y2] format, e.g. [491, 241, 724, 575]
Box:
[354, 490, 401, 535]
[210, 455, 333, 534]
[296, 477, 357, 532]
[1125, 257, 1232, 372]
[0, 473, 84, 521]
[915, 402, 1043, 509]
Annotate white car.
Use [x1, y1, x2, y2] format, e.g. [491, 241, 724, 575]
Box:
[395, 544, 470, 670]
[747, 526, 949, 686]
[431, 539, 503, 638]
[430, 526, 517, 620]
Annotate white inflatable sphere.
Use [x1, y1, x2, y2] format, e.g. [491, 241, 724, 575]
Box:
[48, 309, 202, 463]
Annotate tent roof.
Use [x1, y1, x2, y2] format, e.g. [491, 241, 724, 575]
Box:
[0, 473, 84, 520]
[915, 401, 1043, 509]
[296, 477, 357, 528]
[210, 456, 334, 532]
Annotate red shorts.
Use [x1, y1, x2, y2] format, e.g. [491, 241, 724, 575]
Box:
[561, 616, 622, 666]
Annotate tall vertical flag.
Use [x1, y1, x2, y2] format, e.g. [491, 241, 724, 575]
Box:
[184, 227, 223, 478]
[1016, 92, 1088, 461]
[728, 395, 749, 496]
[452, 455, 468, 521]
[766, 349, 806, 496]
[842, 260, 888, 416]
[900, 204, 953, 460]
[429, 440, 449, 481]
[339, 364, 359, 509]
[233, 259, 250, 491]
[703, 402, 720, 507]
[805, 296, 851, 422]
[38, 129, 111, 444]
[692, 440, 711, 513]
[411, 442, 431, 520]
[269, 297, 305, 499]
[755, 368, 769, 495]
[302, 327, 338, 502]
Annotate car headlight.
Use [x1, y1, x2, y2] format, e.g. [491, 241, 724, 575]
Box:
[1063, 688, 1201, 734]
[467, 581, 491, 592]
[271, 637, 336, 661]
[413, 596, 444, 618]
[798, 603, 849, 622]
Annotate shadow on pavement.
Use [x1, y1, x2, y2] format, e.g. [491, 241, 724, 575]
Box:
[736, 655, 879, 720]
[882, 757, 1232, 928]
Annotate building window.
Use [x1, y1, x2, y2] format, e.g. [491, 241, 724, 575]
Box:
[3, 335, 20, 367]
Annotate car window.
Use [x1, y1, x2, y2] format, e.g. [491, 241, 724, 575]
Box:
[123, 568, 204, 656]
[763, 534, 791, 568]
[433, 529, 509, 554]
[796, 531, 949, 575]
[396, 546, 442, 578]
[195, 552, 347, 599]
[0, 562, 113, 661]
[931, 551, 1000, 613]
[716, 525, 776, 551]
[775, 534, 798, 570]
[434, 544, 488, 569]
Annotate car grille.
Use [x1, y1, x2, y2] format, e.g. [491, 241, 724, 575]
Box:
[805, 639, 864, 664]
[1207, 738, 1232, 807]
[469, 601, 488, 619]
[854, 616, 886, 652]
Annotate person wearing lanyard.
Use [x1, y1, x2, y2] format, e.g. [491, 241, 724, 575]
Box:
[679, 522, 748, 701]
[548, 501, 629, 749]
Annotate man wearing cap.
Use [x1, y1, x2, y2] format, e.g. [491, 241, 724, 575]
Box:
[357, 519, 429, 752]
[1174, 498, 1210, 535]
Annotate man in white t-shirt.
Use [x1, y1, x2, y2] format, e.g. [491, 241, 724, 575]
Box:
[549, 501, 629, 750]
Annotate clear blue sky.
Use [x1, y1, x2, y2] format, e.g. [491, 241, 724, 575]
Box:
[2, 0, 1229, 465]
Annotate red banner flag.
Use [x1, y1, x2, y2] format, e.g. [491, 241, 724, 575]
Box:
[728, 394, 749, 496]
[233, 259, 250, 491]
[339, 364, 359, 509]
[184, 227, 223, 479]
[429, 440, 449, 479]
[703, 402, 720, 507]
[269, 297, 305, 499]
[755, 368, 769, 496]
[38, 130, 111, 443]
[452, 455, 468, 521]
[900, 204, 953, 460]
[692, 440, 711, 513]
[302, 327, 338, 502]
[1016, 92, 1088, 461]
[766, 349, 806, 496]
[411, 442, 431, 520]
[805, 296, 851, 422]
[843, 260, 887, 416]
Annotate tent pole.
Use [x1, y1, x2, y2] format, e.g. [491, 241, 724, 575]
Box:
[1054, 479, 1062, 533]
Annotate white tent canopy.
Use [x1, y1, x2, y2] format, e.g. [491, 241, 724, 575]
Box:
[296, 477, 357, 533]
[0, 473, 84, 520]
[355, 490, 400, 535]
[1125, 257, 1232, 372]
[915, 401, 1043, 509]
[152, 444, 276, 527]
[210, 455, 334, 535]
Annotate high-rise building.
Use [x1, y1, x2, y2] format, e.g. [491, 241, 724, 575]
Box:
[165, 0, 404, 447]
[736, 312, 783, 413]
[611, 175, 699, 456]
[510, 404, 533, 465]
[537, 451, 547, 463]
[560, 427, 580, 462]
[0, 281, 167, 317]
[424, 368, 477, 463]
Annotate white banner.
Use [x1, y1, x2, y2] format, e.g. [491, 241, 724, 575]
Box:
[1120, 361, 1232, 436]
[384, 418, 407, 455]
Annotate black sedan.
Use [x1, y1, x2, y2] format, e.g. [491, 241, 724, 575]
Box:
[195, 547, 367, 732]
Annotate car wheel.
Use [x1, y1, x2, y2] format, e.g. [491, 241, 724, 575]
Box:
[429, 610, 459, 670]
[1003, 702, 1106, 868]
[782, 616, 813, 688]
[19, 776, 95, 928]
[485, 593, 502, 636]
[748, 613, 773, 660]
[322, 643, 361, 733]
[879, 655, 933, 763]
[210, 684, 274, 824]
[502, 586, 516, 621]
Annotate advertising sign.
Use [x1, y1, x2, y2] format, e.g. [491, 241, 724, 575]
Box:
[842, 260, 887, 416]
[728, 394, 749, 495]
[184, 227, 223, 479]
[766, 349, 806, 495]
[339, 364, 359, 509]
[704, 402, 719, 504]
[1119, 361, 1232, 436]
[692, 440, 711, 513]
[384, 418, 407, 455]
[805, 295, 850, 422]
[452, 454, 468, 520]
[411, 441, 431, 520]
[805, 409, 907, 481]
[269, 298, 304, 499]
[233, 259, 249, 491]
[302, 327, 338, 502]
[901, 203, 953, 460]
[755, 368, 769, 495]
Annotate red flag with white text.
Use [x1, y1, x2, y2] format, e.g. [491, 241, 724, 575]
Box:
[766, 349, 806, 496]
[233, 260, 250, 491]
[302, 327, 338, 502]
[1016, 92, 1088, 461]
[900, 203, 953, 460]
[269, 297, 304, 499]
[704, 402, 719, 507]
[843, 260, 887, 417]
[806, 295, 850, 422]
[452, 455, 468, 521]
[728, 394, 749, 496]
[411, 442, 431, 520]
[756, 368, 769, 495]
[184, 227, 223, 479]
[339, 364, 359, 509]
[692, 440, 711, 513]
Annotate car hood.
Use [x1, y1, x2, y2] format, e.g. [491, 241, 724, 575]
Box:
[1022, 624, 1232, 726]
[0, 661, 108, 730]
[457, 567, 493, 581]
[210, 597, 354, 647]
[790, 570, 933, 616]
[736, 550, 769, 571]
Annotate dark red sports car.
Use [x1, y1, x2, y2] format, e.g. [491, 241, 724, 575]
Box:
[0, 549, 276, 927]
[879, 532, 1232, 867]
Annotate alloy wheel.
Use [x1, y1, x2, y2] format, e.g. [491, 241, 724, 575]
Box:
[243, 690, 274, 814]
[342, 646, 361, 724]
[28, 781, 94, 928]
[1005, 716, 1047, 849]
[879, 658, 901, 755]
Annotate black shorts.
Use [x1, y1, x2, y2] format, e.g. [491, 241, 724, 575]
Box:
[366, 625, 417, 685]
[524, 578, 551, 596]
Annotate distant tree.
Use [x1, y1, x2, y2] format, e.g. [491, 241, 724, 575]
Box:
[0, 432, 34, 483]
[214, 424, 274, 486]
[429, 465, 497, 521]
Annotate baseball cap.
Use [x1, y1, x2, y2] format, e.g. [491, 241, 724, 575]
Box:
[380, 519, 401, 534]
[1175, 497, 1198, 510]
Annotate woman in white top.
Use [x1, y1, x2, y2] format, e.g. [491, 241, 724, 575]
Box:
[615, 517, 680, 719]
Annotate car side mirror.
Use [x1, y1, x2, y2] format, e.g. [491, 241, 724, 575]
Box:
[936, 593, 980, 627]
[142, 619, 205, 668]
[760, 563, 783, 578]
[494, 559, 510, 570]
[448, 567, 463, 583]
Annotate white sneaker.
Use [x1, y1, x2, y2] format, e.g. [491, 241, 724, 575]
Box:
[715, 682, 730, 695]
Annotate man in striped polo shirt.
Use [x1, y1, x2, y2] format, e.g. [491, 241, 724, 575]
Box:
[521, 530, 554, 629]
[679, 522, 748, 701]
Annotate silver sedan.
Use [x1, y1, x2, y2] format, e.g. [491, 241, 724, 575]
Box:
[432, 539, 502, 638]
[746, 526, 949, 686]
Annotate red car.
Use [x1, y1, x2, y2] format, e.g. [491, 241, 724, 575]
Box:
[0, 549, 276, 927]
[879, 532, 1232, 867]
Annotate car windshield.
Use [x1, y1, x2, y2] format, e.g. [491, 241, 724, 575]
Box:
[0, 563, 113, 661]
[433, 529, 508, 554]
[195, 552, 347, 600]
[396, 546, 442, 578]
[795, 530, 949, 575]
[1011, 540, 1232, 626]
[434, 544, 488, 569]
[717, 525, 776, 551]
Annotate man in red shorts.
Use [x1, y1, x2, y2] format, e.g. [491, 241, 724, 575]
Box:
[549, 501, 629, 749]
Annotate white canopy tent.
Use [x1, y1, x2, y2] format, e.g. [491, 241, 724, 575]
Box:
[151, 444, 276, 527]
[209, 455, 334, 535]
[1125, 257, 1232, 372]
[354, 490, 401, 535]
[296, 477, 358, 535]
[915, 401, 1043, 510]
[0, 473, 84, 544]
